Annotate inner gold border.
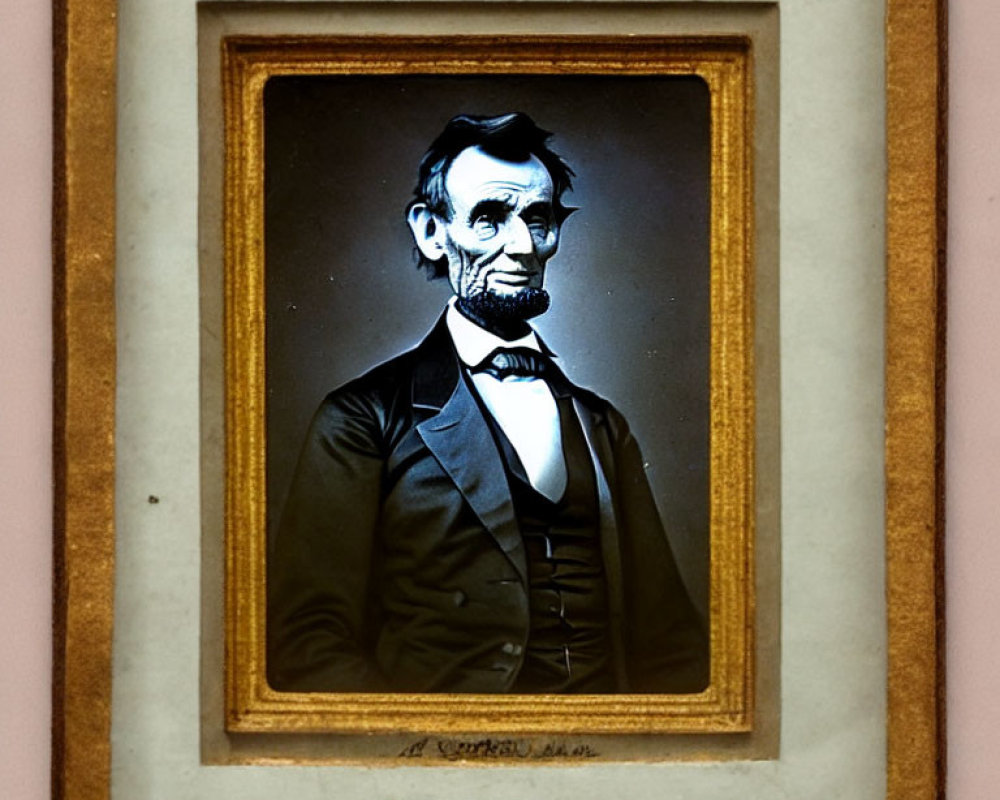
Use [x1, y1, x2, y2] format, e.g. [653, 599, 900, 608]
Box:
[222, 36, 754, 736]
[52, 1, 946, 797]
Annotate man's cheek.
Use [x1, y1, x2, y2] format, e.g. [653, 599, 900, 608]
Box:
[458, 253, 485, 295]
[464, 263, 488, 295]
[539, 236, 559, 261]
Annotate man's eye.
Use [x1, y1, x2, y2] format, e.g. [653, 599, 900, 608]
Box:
[472, 216, 500, 238]
[527, 218, 551, 236]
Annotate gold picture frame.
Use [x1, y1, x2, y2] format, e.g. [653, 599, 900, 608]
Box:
[53, 0, 945, 796]
[222, 35, 755, 742]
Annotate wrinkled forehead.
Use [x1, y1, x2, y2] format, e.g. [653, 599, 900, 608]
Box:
[443, 146, 554, 212]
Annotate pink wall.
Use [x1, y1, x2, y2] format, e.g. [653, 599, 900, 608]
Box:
[0, 0, 52, 800]
[0, 2, 53, 799]
[945, 3, 1000, 797]
[0, 3, 996, 798]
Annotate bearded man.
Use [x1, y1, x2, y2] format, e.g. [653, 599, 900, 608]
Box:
[267, 112, 708, 694]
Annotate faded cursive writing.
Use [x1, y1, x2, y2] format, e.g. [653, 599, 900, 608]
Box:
[398, 737, 598, 761]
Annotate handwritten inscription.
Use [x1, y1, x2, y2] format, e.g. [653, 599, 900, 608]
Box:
[398, 737, 598, 761]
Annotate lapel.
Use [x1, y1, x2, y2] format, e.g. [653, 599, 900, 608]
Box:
[569, 395, 618, 556]
[411, 316, 528, 585]
[571, 395, 629, 689]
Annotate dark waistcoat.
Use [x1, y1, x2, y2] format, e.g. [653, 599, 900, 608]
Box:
[483, 392, 615, 693]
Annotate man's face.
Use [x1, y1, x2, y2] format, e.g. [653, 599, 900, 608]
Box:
[438, 146, 560, 303]
[408, 145, 562, 327]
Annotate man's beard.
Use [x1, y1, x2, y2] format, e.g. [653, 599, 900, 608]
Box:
[458, 287, 551, 327]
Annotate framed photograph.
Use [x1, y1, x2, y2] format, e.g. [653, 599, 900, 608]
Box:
[218, 35, 761, 748]
[53, 0, 944, 796]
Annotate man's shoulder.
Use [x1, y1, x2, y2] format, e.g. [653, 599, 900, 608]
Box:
[320, 348, 418, 409]
[554, 372, 621, 420]
[318, 321, 453, 414]
[559, 378, 634, 444]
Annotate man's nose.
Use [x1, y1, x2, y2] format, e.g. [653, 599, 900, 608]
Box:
[503, 217, 534, 257]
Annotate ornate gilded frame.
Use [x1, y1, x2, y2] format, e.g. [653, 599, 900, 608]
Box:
[222, 35, 754, 740]
[52, 0, 946, 797]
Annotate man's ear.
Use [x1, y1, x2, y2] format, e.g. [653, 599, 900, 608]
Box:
[407, 203, 448, 263]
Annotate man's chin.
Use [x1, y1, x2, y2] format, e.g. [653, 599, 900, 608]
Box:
[458, 288, 551, 326]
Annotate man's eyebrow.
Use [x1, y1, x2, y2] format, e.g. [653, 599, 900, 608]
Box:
[467, 198, 514, 223]
[520, 201, 555, 220]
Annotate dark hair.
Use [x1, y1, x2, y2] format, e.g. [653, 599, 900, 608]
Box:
[408, 112, 576, 278]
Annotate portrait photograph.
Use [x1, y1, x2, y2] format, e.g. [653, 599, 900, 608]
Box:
[263, 74, 712, 696]
[215, 34, 762, 756]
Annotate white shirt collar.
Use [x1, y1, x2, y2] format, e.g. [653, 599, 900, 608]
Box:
[445, 296, 543, 368]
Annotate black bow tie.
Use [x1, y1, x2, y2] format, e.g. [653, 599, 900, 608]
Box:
[471, 347, 551, 380]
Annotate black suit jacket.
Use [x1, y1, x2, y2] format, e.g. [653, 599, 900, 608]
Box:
[267, 315, 708, 693]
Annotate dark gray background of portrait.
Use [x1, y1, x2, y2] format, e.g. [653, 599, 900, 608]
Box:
[264, 75, 710, 619]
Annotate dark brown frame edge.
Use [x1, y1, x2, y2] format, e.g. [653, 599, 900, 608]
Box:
[52, 0, 117, 797]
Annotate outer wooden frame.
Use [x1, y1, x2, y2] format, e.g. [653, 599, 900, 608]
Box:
[885, 1, 947, 796]
[223, 35, 753, 738]
[52, 1, 946, 798]
[52, 0, 117, 796]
